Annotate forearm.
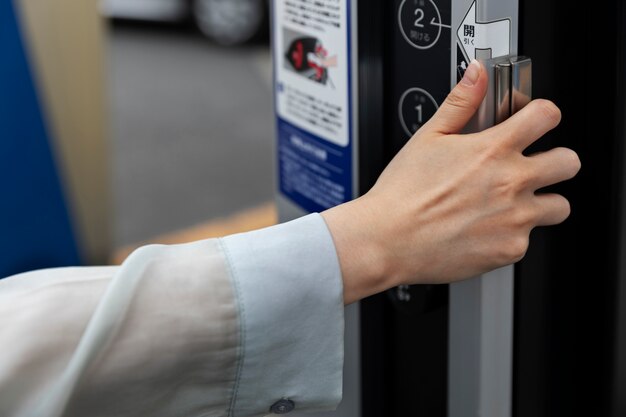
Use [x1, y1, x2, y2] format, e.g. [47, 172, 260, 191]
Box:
[322, 196, 402, 305]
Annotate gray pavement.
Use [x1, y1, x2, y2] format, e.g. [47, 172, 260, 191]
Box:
[108, 23, 274, 246]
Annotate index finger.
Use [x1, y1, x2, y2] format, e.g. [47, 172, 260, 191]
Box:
[488, 99, 562, 151]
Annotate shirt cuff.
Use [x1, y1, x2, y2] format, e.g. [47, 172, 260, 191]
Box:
[220, 213, 344, 416]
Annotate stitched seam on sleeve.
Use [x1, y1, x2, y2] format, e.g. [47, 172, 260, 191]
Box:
[218, 238, 246, 417]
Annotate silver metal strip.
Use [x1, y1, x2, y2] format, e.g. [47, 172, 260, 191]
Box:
[510, 56, 532, 114]
[495, 61, 512, 124]
[449, 266, 514, 417]
[449, 1, 519, 416]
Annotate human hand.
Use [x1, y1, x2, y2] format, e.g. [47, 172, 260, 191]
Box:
[322, 60, 581, 305]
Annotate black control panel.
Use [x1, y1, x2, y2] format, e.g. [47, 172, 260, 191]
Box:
[387, 1, 451, 415]
[391, 0, 452, 151]
[360, 1, 452, 416]
[388, 0, 452, 317]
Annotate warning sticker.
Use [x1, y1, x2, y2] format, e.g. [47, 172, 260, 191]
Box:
[274, 0, 353, 213]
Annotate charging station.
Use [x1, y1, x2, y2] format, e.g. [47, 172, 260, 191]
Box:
[273, 0, 626, 415]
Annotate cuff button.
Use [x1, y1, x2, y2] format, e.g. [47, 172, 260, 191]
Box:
[270, 398, 295, 414]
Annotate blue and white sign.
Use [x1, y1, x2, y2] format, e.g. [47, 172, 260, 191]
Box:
[274, 0, 353, 213]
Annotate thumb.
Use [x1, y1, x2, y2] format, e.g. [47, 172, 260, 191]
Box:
[426, 59, 487, 134]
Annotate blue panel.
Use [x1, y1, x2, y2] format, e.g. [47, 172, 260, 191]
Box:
[277, 118, 353, 213]
[0, 0, 81, 278]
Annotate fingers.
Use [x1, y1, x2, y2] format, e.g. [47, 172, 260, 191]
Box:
[526, 147, 581, 189]
[534, 193, 571, 226]
[523, 147, 578, 226]
[425, 59, 488, 134]
[491, 99, 562, 151]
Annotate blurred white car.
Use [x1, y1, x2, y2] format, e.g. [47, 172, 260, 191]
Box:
[101, 0, 267, 45]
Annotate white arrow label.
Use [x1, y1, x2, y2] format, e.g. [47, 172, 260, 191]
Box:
[457, 1, 510, 60]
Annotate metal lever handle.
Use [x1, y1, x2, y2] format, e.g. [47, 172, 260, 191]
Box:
[495, 56, 532, 124]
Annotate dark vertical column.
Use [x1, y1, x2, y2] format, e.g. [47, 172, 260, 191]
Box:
[515, 0, 626, 416]
[611, 2, 626, 416]
[357, 1, 389, 416]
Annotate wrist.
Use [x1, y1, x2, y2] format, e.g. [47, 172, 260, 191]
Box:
[321, 196, 397, 305]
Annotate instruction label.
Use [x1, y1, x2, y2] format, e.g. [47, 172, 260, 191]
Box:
[274, 0, 353, 213]
[457, 1, 510, 61]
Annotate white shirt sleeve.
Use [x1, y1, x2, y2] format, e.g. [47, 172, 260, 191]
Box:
[221, 213, 345, 416]
[0, 213, 344, 417]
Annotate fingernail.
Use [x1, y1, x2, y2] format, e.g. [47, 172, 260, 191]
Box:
[461, 59, 480, 86]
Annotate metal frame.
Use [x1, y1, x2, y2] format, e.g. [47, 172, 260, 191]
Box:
[448, 1, 519, 416]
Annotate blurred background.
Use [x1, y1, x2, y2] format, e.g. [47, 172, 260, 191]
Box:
[107, 7, 274, 248]
[1, 0, 277, 276]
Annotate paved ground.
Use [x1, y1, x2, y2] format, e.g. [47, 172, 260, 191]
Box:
[107, 21, 274, 246]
